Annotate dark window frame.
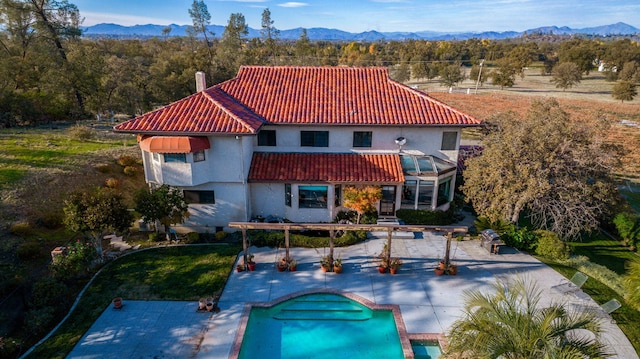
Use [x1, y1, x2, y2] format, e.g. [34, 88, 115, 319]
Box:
[258, 130, 277, 146]
[285, 183, 292, 207]
[301, 131, 329, 147]
[184, 190, 215, 204]
[163, 153, 187, 163]
[353, 131, 372, 147]
[441, 131, 458, 151]
[193, 150, 206, 162]
[298, 185, 328, 208]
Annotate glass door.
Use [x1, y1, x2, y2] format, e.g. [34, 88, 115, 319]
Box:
[380, 186, 396, 216]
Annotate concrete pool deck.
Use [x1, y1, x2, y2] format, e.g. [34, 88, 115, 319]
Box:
[67, 231, 638, 359]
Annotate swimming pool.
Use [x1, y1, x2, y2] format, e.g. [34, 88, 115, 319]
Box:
[231, 291, 414, 359]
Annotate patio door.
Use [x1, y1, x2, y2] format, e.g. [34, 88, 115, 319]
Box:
[379, 186, 396, 216]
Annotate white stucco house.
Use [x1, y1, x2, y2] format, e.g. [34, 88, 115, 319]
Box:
[114, 66, 481, 232]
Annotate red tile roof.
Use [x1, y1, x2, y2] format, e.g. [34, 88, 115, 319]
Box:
[114, 66, 480, 134]
[248, 153, 405, 183]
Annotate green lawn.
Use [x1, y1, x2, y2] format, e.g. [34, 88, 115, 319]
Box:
[26, 244, 241, 359]
[569, 232, 639, 275]
[0, 128, 136, 189]
[541, 260, 640, 354]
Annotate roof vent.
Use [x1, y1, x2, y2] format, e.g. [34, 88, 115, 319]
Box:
[195, 71, 206, 92]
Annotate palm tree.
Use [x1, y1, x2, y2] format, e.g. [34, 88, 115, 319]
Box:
[444, 277, 609, 358]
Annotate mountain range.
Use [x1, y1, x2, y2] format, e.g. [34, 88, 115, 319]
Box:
[82, 22, 639, 41]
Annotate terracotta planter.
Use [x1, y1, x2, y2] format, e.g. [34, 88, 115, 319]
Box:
[289, 265, 297, 272]
[334, 265, 343, 274]
[321, 265, 330, 272]
[438, 261, 447, 270]
[434, 267, 445, 276]
[390, 267, 398, 275]
[112, 297, 123, 309]
[447, 265, 458, 275]
[247, 262, 256, 271]
[198, 300, 206, 311]
[378, 266, 387, 274]
[236, 264, 245, 272]
[277, 264, 287, 272]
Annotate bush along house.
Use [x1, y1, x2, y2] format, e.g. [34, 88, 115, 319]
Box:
[114, 66, 481, 232]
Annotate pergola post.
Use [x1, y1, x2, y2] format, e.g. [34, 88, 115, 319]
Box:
[329, 229, 335, 268]
[284, 228, 290, 261]
[242, 228, 248, 266]
[444, 232, 452, 266]
[386, 228, 393, 265]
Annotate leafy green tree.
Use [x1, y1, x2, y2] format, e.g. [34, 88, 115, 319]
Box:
[462, 98, 621, 239]
[134, 185, 190, 240]
[63, 187, 133, 257]
[439, 64, 464, 88]
[618, 61, 639, 82]
[469, 63, 488, 87]
[624, 261, 640, 311]
[612, 80, 637, 103]
[392, 62, 411, 83]
[490, 58, 518, 89]
[445, 277, 609, 358]
[550, 62, 582, 90]
[558, 38, 597, 74]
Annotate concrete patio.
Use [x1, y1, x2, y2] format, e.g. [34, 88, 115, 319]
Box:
[67, 231, 638, 359]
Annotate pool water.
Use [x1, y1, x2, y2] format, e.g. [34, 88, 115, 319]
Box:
[411, 340, 442, 359]
[238, 293, 405, 359]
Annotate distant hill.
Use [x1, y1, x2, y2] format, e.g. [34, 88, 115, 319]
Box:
[82, 22, 639, 41]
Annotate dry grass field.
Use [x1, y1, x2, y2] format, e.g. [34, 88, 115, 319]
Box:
[414, 66, 640, 178]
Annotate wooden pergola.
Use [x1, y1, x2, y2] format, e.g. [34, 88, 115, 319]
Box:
[228, 222, 468, 271]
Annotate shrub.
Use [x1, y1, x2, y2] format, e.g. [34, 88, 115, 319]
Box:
[215, 231, 228, 241]
[36, 212, 63, 229]
[334, 210, 377, 224]
[9, 222, 32, 237]
[396, 207, 455, 225]
[105, 178, 119, 188]
[24, 307, 56, 336]
[534, 230, 570, 260]
[558, 255, 625, 297]
[30, 277, 69, 308]
[117, 154, 138, 167]
[501, 227, 537, 252]
[123, 166, 137, 176]
[95, 163, 111, 173]
[613, 212, 640, 248]
[474, 216, 514, 234]
[17, 241, 42, 260]
[50, 240, 99, 280]
[248, 229, 368, 248]
[185, 232, 200, 243]
[68, 124, 96, 141]
[149, 232, 162, 242]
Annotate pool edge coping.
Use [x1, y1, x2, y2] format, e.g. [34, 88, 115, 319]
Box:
[229, 288, 444, 359]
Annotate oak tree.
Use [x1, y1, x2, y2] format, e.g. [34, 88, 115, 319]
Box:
[134, 185, 190, 240]
[550, 62, 582, 90]
[462, 98, 621, 239]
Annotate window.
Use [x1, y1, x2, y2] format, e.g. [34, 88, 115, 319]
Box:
[184, 190, 215, 204]
[164, 153, 186, 163]
[301, 131, 329, 147]
[441, 131, 458, 150]
[258, 130, 277, 146]
[152, 152, 161, 162]
[401, 180, 417, 208]
[334, 185, 342, 206]
[299, 185, 328, 208]
[285, 183, 292, 207]
[418, 181, 434, 208]
[400, 155, 417, 173]
[193, 150, 205, 162]
[437, 177, 452, 206]
[353, 131, 372, 147]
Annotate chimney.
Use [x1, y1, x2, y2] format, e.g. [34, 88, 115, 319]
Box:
[195, 71, 206, 92]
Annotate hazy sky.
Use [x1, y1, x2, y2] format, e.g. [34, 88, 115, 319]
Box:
[73, 0, 639, 33]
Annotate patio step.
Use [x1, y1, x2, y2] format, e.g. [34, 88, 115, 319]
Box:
[273, 298, 369, 321]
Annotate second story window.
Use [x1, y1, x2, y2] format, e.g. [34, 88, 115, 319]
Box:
[258, 130, 277, 146]
[193, 150, 205, 162]
[441, 131, 458, 150]
[301, 131, 329, 147]
[353, 131, 372, 147]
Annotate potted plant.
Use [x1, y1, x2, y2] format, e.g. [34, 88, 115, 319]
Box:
[333, 257, 343, 274]
[288, 259, 297, 272]
[246, 254, 256, 271]
[434, 266, 445, 276]
[446, 263, 458, 275]
[236, 262, 245, 272]
[112, 297, 123, 309]
[320, 255, 332, 272]
[277, 257, 288, 272]
[389, 257, 403, 274]
[377, 258, 389, 274]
